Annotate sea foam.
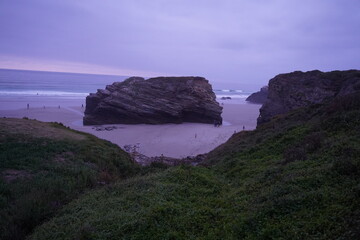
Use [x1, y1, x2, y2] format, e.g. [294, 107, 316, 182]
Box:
[0, 90, 88, 98]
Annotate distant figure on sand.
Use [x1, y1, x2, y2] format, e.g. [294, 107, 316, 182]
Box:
[82, 104, 84, 108]
[58, 105, 60, 109]
[243, 125, 245, 131]
[27, 103, 29, 109]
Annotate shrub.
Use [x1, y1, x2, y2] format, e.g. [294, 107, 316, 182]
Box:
[302, 131, 324, 153]
[332, 156, 360, 176]
[282, 145, 307, 165]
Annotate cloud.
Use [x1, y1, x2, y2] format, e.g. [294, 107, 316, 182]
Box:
[0, 55, 166, 77]
[0, 0, 359, 90]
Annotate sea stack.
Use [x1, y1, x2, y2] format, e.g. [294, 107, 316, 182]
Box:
[258, 70, 360, 125]
[83, 76, 223, 125]
[246, 86, 268, 104]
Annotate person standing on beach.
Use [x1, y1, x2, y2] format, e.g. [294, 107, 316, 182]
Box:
[27, 104, 29, 109]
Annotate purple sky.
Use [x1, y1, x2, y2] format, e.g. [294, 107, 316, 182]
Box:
[1, 0, 359, 90]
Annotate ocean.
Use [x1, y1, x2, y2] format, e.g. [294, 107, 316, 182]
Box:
[0, 69, 251, 109]
[0, 68, 128, 98]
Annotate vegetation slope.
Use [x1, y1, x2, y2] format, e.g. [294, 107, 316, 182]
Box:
[26, 91, 360, 239]
[0, 118, 138, 240]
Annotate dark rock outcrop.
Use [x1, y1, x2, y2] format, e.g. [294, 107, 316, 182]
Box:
[246, 86, 268, 104]
[84, 76, 222, 125]
[123, 144, 206, 166]
[258, 70, 360, 125]
[221, 96, 232, 100]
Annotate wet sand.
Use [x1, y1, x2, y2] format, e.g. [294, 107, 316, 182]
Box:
[0, 98, 261, 157]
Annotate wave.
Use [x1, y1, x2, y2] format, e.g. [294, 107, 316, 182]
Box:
[0, 90, 88, 98]
[214, 89, 243, 93]
[0, 90, 249, 100]
[216, 94, 249, 99]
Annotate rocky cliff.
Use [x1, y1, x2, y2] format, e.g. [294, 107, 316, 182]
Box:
[84, 76, 222, 125]
[246, 86, 268, 104]
[258, 70, 360, 124]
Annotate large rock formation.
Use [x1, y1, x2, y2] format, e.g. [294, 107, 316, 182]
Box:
[246, 86, 268, 104]
[84, 76, 222, 125]
[258, 70, 360, 125]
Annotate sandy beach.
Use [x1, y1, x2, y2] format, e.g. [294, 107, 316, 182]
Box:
[0, 98, 261, 158]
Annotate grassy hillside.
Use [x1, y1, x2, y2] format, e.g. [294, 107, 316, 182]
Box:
[28, 92, 360, 239]
[0, 118, 138, 240]
[203, 92, 360, 239]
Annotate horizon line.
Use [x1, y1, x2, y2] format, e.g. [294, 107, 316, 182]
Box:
[0, 67, 131, 77]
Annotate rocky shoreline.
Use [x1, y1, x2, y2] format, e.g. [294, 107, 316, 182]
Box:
[258, 70, 360, 124]
[123, 144, 206, 166]
[246, 86, 268, 104]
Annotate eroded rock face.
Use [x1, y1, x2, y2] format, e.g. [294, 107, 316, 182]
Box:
[246, 86, 268, 104]
[258, 70, 360, 125]
[84, 76, 222, 125]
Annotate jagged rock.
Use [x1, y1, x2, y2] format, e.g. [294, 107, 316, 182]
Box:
[122, 143, 206, 166]
[84, 76, 222, 125]
[258, 70, 360, 125]
[221, 97, 232, 100]
[246, 86, 268, 104]
[92, 126, 122, 131]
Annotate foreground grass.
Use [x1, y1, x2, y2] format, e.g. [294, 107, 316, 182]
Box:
[29, 167, 232, 239]
[0, 118, 138, 240]
[29, 93, 360, 239]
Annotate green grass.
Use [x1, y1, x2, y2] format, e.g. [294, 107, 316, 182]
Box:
[2, 92, 360, 239]
[27, 92, 360, 239]
[28, 166, 233, 240]
[0, 119, 138, 240]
